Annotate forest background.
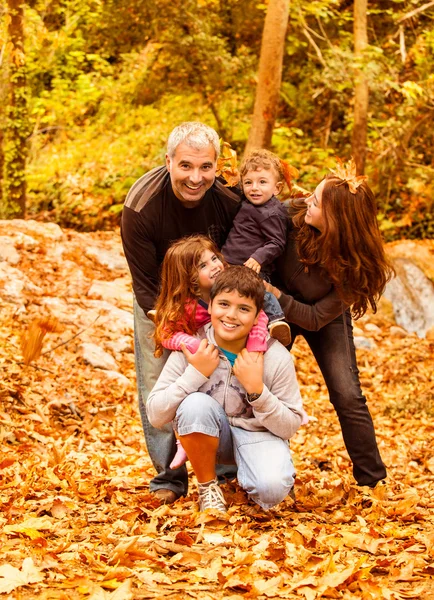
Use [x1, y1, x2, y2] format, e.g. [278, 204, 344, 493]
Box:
[0, 0, 434, 238]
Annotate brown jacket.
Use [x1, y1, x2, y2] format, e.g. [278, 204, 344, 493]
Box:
[274, 221, 346, 331]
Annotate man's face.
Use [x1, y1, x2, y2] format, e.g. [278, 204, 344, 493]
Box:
[166, 142, 217, 208]
[209, 290, 259, 352]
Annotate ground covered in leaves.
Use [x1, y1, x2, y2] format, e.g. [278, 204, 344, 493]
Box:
[0, 222, 433, 599]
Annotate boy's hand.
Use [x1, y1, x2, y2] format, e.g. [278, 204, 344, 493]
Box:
[263, 280, 282, 299]
[181, 339, 219, 378]
[244, 257, 261, 273]
[233, 349, 264, 395]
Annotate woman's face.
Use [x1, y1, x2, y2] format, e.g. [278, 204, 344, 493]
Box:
[305, 179, 326, 231]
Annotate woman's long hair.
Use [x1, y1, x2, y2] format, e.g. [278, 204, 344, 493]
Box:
[153, 235, 224, 357]
[293, 174, 395, 318]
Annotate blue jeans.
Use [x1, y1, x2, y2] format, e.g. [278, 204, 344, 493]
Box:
[289, 310, 387, 486]
[133, 298, 188, 496]
[134, 298, 237, 496]
[264, 291, 285, 324]
[175, 392, 295, 509]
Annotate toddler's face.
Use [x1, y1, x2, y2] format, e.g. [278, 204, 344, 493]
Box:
[242, 167, 282, 206]
[197, 249, 224, 294]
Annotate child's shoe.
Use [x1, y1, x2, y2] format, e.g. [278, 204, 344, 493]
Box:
[268, 320, 291, 346]
[198, 478, 227, 512]
[170, 439, 188, 470]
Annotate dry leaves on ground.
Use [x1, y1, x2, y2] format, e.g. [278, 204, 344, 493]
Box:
[0, 226, 433, 599]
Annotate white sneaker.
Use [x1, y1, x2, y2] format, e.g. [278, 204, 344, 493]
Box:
[198, 479, 227, 512]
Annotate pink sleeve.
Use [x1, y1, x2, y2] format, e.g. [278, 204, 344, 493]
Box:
[161, 332, 201, 353]
[195, 303, 211, 327]
[246, 309, 268, 352]
[160, 300, 208, 354]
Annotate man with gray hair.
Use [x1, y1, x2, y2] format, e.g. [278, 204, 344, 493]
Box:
[121, 122, 240, 504]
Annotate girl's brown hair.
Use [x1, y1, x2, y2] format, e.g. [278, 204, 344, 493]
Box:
[293, 174, 394, 318]
[153, 235, 224, 357]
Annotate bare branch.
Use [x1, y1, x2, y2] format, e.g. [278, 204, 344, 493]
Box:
[302, 27, 326, 67]
[0, 43, 5, 68]
[41, 313, 102, 356]
[399, 25, 407, 63]
[316, 17, 335, 50]
[398, 0, 434, 22]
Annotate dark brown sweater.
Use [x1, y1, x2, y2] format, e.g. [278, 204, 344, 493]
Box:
[274, 222, 345, 331]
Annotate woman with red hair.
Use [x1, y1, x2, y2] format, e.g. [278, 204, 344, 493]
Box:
[267, 163, 394, 488]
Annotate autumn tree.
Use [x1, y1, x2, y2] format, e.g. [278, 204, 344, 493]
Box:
[351, 0, 368, 175]
[244, 0, 290, 153]
[4, 0, 27, 218]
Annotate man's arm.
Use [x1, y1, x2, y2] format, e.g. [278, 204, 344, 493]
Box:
[121, 205, 160, 313]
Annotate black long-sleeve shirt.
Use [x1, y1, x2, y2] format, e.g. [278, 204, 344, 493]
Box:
[121, 166, 240, 313]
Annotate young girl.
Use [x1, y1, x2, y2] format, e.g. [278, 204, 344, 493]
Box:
[152, 234, 269, 469]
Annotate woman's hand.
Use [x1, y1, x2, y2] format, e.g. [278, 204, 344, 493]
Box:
[263, 281, 282, 299]
[181, 339, 219, 378]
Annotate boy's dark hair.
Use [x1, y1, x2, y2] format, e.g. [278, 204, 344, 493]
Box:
[210, 266, 264, 314]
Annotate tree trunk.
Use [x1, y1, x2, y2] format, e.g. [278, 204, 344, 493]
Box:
[244, 0, 290, 154]
[5, 0, 27, 218]
[351, 0, 369, 175]
[0, 126, 4, 205]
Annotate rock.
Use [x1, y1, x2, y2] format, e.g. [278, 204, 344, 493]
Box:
[41, 298, 134, 333]
[0, 262, 25, 301]
[80, 343, 118, 370]
[0, 231, 39, 251]
[0, 219, 63, 240]
[87, 278, 132, 308]
[364, 323, 382, 334]
[105, 336, 134, 354]
[352, 326, 364, 336]
[84, 246, 127, 271]
[387, 240, 434, 281]
[354, 336, 376, 350]
[384, 258, 434, 338]
[0, 237, 20, 265]
[389, 325, 408, 338]
[0, 262, 43, 303]
[425, 326, 434, 340]
[98, 370, 131, 387]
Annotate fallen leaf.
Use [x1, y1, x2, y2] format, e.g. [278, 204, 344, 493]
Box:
[0, 557, 44, 593]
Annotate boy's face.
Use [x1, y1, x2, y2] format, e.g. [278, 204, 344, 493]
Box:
[242, 167, 282, 206]
[209, 290, 259, 352]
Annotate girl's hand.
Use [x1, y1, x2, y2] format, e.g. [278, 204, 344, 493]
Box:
[244, 257, 261, 273]
[233, 349, 264, 395]
[181, 339, 219, 378]
[263, 281, 282, 299]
